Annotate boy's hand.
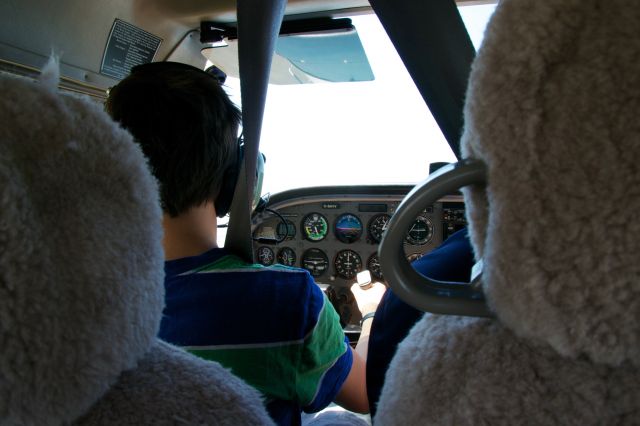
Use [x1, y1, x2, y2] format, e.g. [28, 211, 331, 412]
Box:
[350, 282, 386, 315]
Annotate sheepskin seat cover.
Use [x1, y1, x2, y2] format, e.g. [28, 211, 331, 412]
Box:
[0, 62, 273, 425]
[375, 0, 640, 424]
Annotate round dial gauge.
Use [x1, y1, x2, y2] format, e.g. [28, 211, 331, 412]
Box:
[277, 247, 297, 266]
[405, 216, 434, 245]
[368, 214, 391, 243]
[276, 220, 296, 240]
[334, 249, 363, 280]
[367, 253, 383, 280]
[302, 213, 329, 242]
[256, 246, 274, 266]
[334, 213, 363, 243]
[302, 248, 329, 277]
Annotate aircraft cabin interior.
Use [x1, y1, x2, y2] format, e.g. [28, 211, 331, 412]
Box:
[1, 0, 638, 424]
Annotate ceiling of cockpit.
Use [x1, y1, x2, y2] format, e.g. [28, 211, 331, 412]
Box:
[1, 0, 369, 84]
[1, 0, 492, 88]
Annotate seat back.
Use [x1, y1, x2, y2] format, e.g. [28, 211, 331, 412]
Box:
[374, 0, 640, 423]
[0, 60, 165, 424]
[461, 0, 640, 366]
[0, 60, 273, 425]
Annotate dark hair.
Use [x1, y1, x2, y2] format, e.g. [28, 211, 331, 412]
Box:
[105, 62, 241, 217]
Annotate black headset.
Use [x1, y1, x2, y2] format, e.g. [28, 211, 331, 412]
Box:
[214, 137, 242, 218]
[126, 61, 264, 218]
[215, 138, 265, 218]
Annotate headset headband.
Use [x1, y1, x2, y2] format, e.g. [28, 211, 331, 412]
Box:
[131, 61, 227, 84]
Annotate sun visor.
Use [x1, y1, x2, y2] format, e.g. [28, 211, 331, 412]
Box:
[201, 18, 374, 84]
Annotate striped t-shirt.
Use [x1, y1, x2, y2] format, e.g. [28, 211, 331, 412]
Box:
[158, 248, 352, 425]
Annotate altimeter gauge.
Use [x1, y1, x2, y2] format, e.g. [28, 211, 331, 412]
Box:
[334, 249, 363, 279]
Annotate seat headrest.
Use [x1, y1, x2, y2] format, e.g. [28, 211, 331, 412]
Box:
[461, 0, 640, 366]
[0, 60, 165, 423]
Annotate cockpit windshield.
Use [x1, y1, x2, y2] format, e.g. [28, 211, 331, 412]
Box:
[215, 3, 497, 197]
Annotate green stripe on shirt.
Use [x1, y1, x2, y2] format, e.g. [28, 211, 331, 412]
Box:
[296, 297, 348, 405]
[189, 343, 300, 403]
[191, 254, 256, 272]
[187, 294, 348, 406]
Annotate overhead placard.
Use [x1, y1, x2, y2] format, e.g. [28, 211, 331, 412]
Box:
[101, 19, 162, 80]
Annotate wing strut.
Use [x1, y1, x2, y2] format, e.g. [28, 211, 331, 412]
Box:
[224, 0, 286, 261]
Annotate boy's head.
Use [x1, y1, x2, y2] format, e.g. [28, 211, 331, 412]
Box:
[106, 62, 241, 217]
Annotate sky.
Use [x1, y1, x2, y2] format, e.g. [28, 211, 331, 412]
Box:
[219, 3, 497, 197]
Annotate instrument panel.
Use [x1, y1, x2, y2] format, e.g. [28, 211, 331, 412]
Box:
[251, 185, 466, 288]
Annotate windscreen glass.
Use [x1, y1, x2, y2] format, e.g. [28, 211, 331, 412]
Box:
[214, 3, 497, 197]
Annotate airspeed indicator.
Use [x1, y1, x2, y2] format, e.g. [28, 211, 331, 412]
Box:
[302, 213, 328, 242]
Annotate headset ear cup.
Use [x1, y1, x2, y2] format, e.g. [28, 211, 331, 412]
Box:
[252, 152, 265, 210]
[215, 144, 242, 218]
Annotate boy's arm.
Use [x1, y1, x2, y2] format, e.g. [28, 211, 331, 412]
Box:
[334, 282, 386, 413]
